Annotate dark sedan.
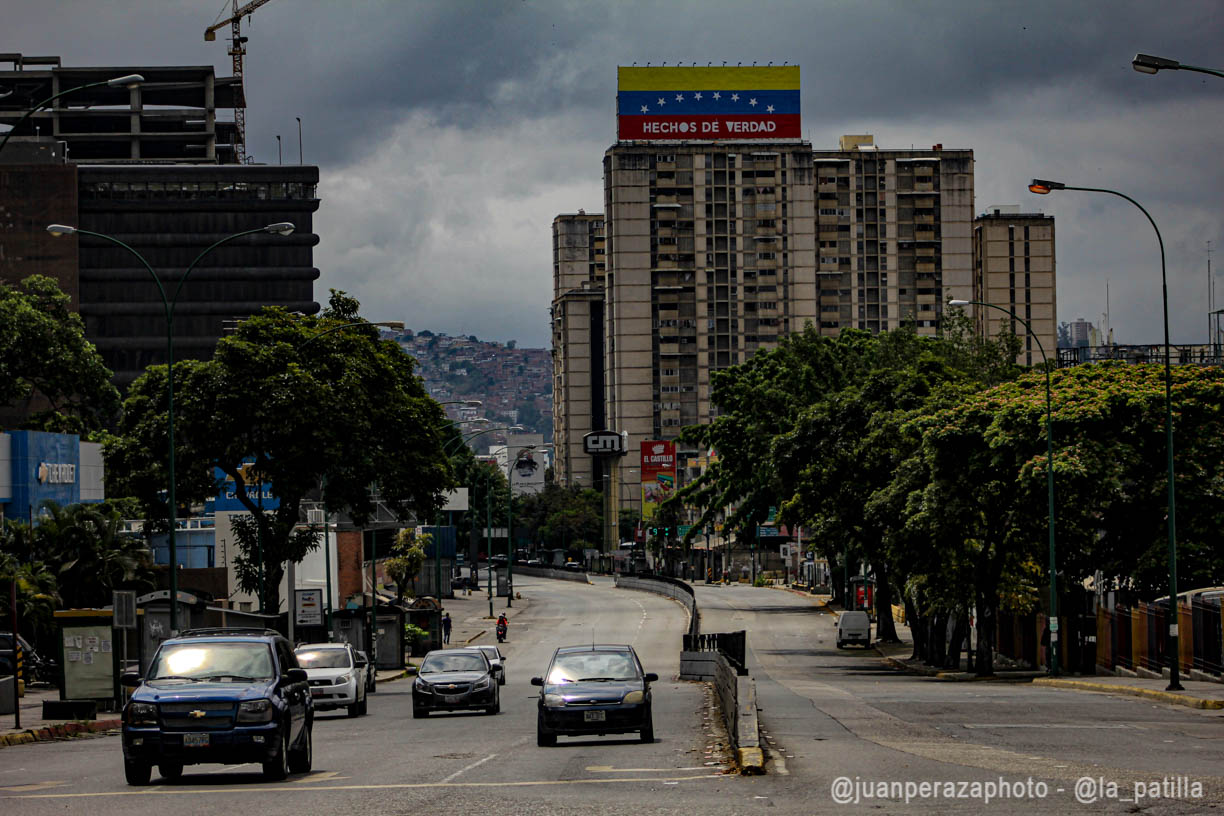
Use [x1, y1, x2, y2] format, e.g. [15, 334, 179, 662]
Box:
[532, 644, 657, 746]
[411, 649, 500, 717]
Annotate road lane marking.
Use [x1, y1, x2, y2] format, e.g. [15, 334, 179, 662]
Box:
[0, 781, 70, 793]
[584, 766, 706, 773]
[0, 774, 722, 799]
[961, 723, 1137, 729]
[441, 753, 496, 783]
[293, 771, 349, 783]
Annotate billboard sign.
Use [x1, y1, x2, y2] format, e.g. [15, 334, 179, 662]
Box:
[617, 66, 801, 141]
[640, 440, 676, 520]
[583, 430, 626, 457]
[510, 449, 545, 496]
[213, 458, 279, 512]
[294, 588, 323, 627]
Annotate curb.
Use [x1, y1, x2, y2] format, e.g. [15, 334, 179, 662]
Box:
[1032, 677, 1224, 710]
[463, 630, 487, 645]
[737, 747, 765, 775]
[878, 652, 1043, 682]
[0, 718, 122, 748]
[376, 669, 410, 684]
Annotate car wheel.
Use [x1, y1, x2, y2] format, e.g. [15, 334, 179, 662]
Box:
[288, 721, 312, 774]
[347, 699, 360, 717]
[358, 694, 368, 715]
[836, 641, 844, 649]
[368, 675, 377, 694]
[262, 726, 291, 781]
[412, 707, 427, 718]
[158, 763, 183, 781]
[536, 712, 556, 746]
[640, 716, 655, 743]
[124, 759, 152, 786]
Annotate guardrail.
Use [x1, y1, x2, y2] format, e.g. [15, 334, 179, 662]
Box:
[513, 566, 590, 584]
[684, 630, 747, 675]
[614, 574, 698, 638]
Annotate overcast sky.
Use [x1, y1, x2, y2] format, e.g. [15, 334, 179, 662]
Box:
[12, 1, 1224, 347]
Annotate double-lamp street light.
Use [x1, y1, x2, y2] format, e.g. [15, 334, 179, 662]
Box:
[950, 299, 1059, 675]
[46, 221, 296, 634]
[1027, 178, 1182, 691]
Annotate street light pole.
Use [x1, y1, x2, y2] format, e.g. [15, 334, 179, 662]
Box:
[0, 74, 143, 155]
[1132, 53, 1224, 79]
[1029, 178, 1181, 690]
[47, 221, 295, 633]
[951, 298, 1059, 675]
[505, 445, 536, 609]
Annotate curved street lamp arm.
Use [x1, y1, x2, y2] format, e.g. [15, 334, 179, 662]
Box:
[1178, 63, 1224, 79]
[0, 80, 112, 154]
[173, 227, 273, 312]
[297, 321, 370, 350]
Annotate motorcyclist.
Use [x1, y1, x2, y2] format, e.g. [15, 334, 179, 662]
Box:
[496, 613, 508, 642]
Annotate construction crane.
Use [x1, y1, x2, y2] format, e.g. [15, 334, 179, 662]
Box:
[205, 0, 277, 163]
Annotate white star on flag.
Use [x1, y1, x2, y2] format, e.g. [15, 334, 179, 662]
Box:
[766, 104, 774, 113]
[694, 92, 703, 100]
[713, 92, 721, 100]
[731, 93, 739, 102]
[658, 97, 666, 106]
[641, 105, 649, 113]
[676, 93, 684, 102]
[749, 98, 758, 107]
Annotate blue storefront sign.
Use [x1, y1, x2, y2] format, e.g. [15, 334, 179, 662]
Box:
[209, 458, 280, 513]
[1, 430, 103, 520]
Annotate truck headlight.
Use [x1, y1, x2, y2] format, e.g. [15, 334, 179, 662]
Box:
[127, 702, 157, 726]
[621, 690, 644, 705]
[237, 699, 274, 723]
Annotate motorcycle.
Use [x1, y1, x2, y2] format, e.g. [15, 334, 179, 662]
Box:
[496, 622, 507, 643]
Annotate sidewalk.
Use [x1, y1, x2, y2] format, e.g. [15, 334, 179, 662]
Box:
[441, 580, 534, 649]
[873, 617, 1224, 709]
[1, 684, 121, 748]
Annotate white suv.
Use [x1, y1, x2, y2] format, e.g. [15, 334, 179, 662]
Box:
[295, 643, 367, 717]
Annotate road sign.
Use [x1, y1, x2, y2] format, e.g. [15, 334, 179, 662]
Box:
[677, 525, 693, 537]
[583, 430, 626, 456]
[113, 590, 137, 630]
[756, 526, 780, 537]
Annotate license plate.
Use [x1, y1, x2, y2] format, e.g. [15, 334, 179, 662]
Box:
[443, 695, 462, 704]
[183, 733, 209, 747]
[583, 710, 606, 723]
[311, 689, 325, 697]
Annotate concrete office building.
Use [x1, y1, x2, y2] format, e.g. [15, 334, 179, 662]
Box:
[972, 206, 1057, 366]
[0, 55, 319, 389]
[811, 135, 974, 334]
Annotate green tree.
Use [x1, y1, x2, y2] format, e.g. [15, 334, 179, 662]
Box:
[0, 275, 121, 433]
[105, 292, 454, 615]
[385, 529, 429, 604]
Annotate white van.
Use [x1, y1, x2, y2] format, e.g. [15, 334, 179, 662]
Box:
[836, 611, 871, 649]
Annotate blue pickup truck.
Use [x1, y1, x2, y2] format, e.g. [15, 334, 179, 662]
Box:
[121, 628, 313, 784]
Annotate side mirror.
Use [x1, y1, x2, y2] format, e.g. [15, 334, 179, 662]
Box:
[530, 676, 544, 686]
[286, 668, 308, 683]
[120, 671, 142, 687]
[644, 672, 658, 683]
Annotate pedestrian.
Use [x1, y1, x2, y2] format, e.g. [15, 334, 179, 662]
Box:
[441, 612, 452, 645]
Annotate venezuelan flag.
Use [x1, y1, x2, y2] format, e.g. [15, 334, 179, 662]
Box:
[617, 66, 800, 141]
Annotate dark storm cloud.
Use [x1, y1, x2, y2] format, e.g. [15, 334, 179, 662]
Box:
[7, 1, 1224, 347]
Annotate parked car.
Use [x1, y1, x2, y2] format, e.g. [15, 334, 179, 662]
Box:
[836, 610, 871, 649]
[295, 643, 367, 717]
[563, 561, 585, 572]
[355, 649, 376, 693]
[121, 628, 312, 785]
[532, 644, 657, 746]
[412, 648, 500, 717]
[490, 554, 508, 567]
[474, 644, 506, 685]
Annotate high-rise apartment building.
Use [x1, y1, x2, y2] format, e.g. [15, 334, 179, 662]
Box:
[972, 206, 1057, 366]
[811, 135, 975, 335]
[550, 211, 606, 488]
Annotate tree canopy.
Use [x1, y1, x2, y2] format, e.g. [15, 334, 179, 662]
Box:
[105, 291, 454, 613]
[0, 275, 121, 433]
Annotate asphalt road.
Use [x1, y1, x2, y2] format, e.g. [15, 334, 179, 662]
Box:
[0, 575, 747, 816]
[2, 577, 1221, 815]
[696, 582, 1224, 814]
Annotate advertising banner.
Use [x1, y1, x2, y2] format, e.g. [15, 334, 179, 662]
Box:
[617, 66, 801, 141]
[640, 440, 676, 520]
[213, 458, 279, 512]
[294, 588, 323, 627]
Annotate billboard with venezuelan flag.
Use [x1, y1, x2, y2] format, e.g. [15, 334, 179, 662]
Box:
[617, 65, 800, 141]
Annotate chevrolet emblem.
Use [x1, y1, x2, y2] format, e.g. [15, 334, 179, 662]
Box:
[188, 710, 207, 719]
